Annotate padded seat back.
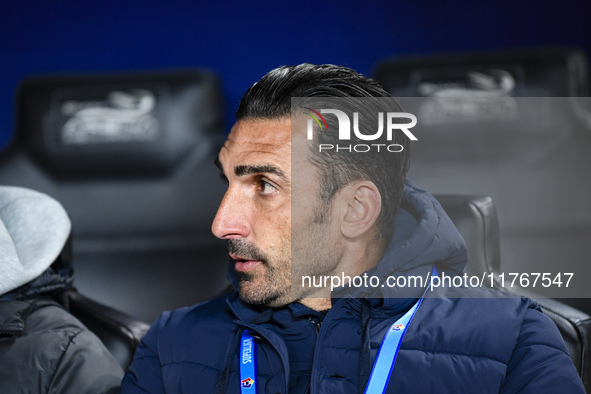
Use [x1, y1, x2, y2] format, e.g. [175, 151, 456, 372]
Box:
[0, 71, 231, 322]
[66, 289, 149, 370]
[375, 48, 591, 306]
[434, 195, 500, 277]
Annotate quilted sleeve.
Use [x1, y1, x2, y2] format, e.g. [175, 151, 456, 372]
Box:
[500, 306, 585, 393]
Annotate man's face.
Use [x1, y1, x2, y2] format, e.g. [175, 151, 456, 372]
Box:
[213, 119, 294, 307]
[213, 118, 343, 307]
[213, 118, 342, 307]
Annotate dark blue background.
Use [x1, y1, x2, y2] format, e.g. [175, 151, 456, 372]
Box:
[1, 0, 590, 148]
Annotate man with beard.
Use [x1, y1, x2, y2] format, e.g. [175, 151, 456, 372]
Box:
[121, 64, 584, 393]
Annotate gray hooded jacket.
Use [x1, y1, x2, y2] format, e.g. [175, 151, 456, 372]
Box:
[0, 186, 123, 393]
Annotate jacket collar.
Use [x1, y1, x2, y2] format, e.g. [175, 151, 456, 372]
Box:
[226, 291, 266, 323]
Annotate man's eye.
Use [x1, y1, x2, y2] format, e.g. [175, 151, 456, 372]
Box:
[260, 180, 277, 195]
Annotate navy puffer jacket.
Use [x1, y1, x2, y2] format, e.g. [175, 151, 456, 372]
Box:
[121, 182, 584, 393]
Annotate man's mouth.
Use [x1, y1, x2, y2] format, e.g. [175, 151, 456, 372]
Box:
[230, 254, 262, 272]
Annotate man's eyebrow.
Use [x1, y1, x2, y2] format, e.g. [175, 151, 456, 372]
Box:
[214, 155, 286, 180]
[235, 164, 286, 180]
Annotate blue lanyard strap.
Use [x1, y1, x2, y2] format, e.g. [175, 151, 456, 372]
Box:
[238, 265, 438, 394]
[239, 330, 258, 394]
[364, 265, 438, 394]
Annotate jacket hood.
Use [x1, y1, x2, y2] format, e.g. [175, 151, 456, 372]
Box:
[226, 181, 468, 298]
[0, 259, 74, 302]
[382, 181, 468, 273]
[362, 180, 467, 297]
[0, 186, 72, 296]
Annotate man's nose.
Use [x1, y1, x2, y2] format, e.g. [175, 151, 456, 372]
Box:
[212, 188, 250, 240]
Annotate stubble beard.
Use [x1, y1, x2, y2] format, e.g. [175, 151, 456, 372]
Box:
[228, 239, 293, 308]
[228, 204, 340, 307]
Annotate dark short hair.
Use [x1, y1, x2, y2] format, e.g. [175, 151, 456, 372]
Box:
[236, 64, 411, 245]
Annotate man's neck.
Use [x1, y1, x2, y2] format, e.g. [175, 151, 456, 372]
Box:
[296, 238, 386, 312]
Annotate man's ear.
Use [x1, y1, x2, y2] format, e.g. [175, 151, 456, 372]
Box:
[337, 181, 382, 239]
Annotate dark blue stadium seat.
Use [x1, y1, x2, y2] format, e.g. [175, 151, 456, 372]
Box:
[0, 70, 230, 322]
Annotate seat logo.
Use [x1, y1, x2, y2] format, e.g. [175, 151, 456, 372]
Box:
[60, 89, 160, 145]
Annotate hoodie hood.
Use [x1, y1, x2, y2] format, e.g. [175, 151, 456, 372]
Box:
[226, 181, 468, 297]
[0, 186, 72, 296]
